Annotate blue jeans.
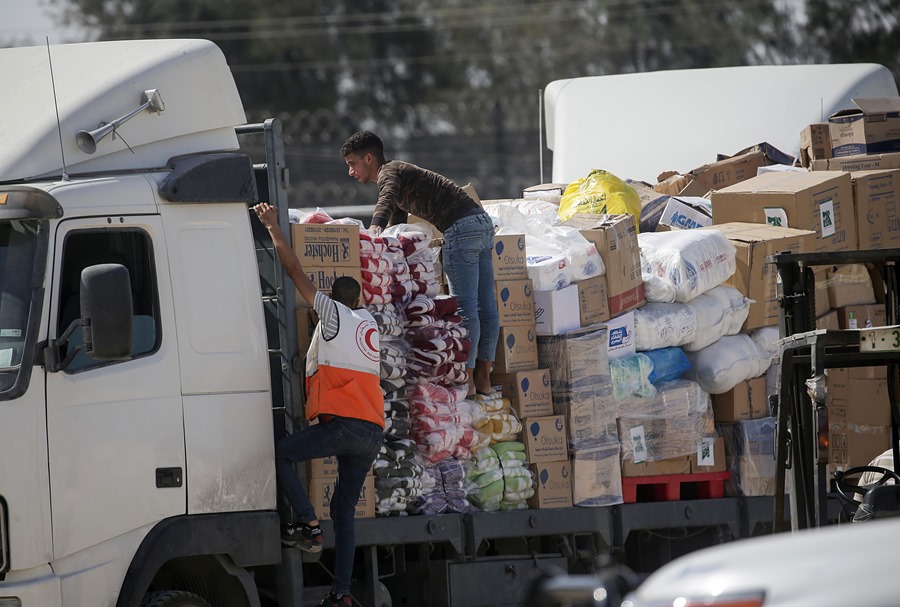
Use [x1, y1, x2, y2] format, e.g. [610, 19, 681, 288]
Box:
[442, 212, 500, 367]
[276, 416, 382, 595]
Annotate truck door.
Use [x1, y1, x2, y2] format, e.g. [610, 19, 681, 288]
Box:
[45, 217, 184, 560]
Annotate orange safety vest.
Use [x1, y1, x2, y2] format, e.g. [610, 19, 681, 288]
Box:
[305, 301, 384, 428]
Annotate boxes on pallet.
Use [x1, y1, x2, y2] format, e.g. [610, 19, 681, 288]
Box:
[309, 474, 375, 520]
[527, 460, 574, 509]
[710, 171, 857, 253]
[523, 415, 568, 463]
[572, 444, 623, 507]
[495, 325, 539, 373]
[491, 369, 553, 419]
[617, 380, 715, 466]
[495, 279, 536, 326]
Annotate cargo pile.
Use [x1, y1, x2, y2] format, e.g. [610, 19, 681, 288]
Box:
[289, 94, 900, 514]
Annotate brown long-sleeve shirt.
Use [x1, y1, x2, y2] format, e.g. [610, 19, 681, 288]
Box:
[370, 160, 480, 233]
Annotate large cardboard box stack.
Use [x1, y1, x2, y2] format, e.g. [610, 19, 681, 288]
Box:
[851, 170, 900, 250]
[654, 148, 770, 197]
[492, 233, 543, 374]
[811, 153, 900, 172]
[702, 222, 816, 330]
[492, 368, 553, 420]
[710, 171, 857, 253]
[563, 214, 644, 317]
[537, 325, 622, 505]
[306, 455, 375, 521]
[528, 460, 574, 509]
[616, 381, 716, 478]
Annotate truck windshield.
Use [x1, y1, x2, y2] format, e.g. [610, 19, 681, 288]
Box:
[0, 219, 41, 393]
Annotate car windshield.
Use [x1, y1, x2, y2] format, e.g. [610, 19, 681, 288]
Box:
[0, 219, 40, 389]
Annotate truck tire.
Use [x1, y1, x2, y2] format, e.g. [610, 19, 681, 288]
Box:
[140, 590, 213, 607]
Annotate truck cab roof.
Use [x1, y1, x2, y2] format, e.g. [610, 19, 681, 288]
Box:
[0, 38, 246, 183]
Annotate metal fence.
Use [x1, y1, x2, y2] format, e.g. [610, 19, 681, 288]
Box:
[246, 96, 553, 214]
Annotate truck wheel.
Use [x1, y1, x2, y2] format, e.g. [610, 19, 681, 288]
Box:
[140, 590, 213, 607]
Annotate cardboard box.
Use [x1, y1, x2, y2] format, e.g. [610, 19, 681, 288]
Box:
[712, 376, 767, 422]
[621, 455, 691, 478]
[307, 456, 338, 479]
[527, 461, 574, 509]
[572, 445, 624, 506]
[524, 415, 568, 463]
[290, 223, 360, 267]
[494, 279, 536, 326]
[811, 152, 900, 172]
[829, 97, 900, 157]
[309, 474, 375, 521]
[494, 325, 539, 373]
[710, 171, 857, 252]
[826, 264, 876, 309]
[492, 369, 553, 419]
[604, 310, 635, 360]
[576, 275, 610, 326]
[852, 169, 900, 250]
[830, 381, 892, 427]
[555, 387, 618, 451]
[537, 325, 610, 395]
[658, 196, 713, 230]
[656, 149, 769, 197]
[800, 123, 833, 167]
[816, 309, 839, 330]
[492, 234, 528, 280]
[564, 214, 644, 316]
[703, 222, 816, 330]
[691, 437, 727, 473]
[534, 285, 581, 336]
[300, 265, 363, 295]
[830, 420, 891, 472]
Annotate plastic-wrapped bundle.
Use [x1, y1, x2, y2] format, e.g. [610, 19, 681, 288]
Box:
[616, 380, 715, 464]
[644, 347, 691, 384]
[526, 254, 571, 291]
[374, 438, 423, 516]
[609, 353, 656, 401]
[465, 448, 505, 511]
[634, 302, 698, 351]
[537, 325, 610, 393]
[685, 334, 774, 394]
[683, 286, 752, 351]
[724, 417, 776, 497]
[639, 229, 737, 303]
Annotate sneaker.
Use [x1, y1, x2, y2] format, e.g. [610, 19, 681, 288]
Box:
[319, 592, 352, 607]
[281, 522, 323, 553]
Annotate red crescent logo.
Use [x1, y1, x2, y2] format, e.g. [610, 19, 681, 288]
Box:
[364, 328, 378, 352]
[356, 322, 380, 362]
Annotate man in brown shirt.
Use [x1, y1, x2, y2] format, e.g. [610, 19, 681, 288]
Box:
[341, 130, 500, 397]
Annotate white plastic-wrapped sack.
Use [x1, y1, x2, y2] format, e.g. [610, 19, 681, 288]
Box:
[750, 326, 781, 358]
[634, 285, 751, 351]
[686, 334, 773, 394]
[639, 229, 737, 303]
[683, 286, 753, 351]
[634, 302, 698, 351]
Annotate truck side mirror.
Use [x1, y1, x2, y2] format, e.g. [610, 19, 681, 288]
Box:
[80, 264, 133, 360]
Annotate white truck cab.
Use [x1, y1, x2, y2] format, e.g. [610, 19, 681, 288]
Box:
[0, 39, 287, 607]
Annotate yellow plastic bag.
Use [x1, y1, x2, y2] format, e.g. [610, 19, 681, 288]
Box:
[558, 169, 642, 228]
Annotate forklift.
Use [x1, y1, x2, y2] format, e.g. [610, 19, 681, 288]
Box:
[771, 250, 900, 530]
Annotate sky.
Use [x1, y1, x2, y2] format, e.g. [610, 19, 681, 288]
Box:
[0, 0, 84, 44]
